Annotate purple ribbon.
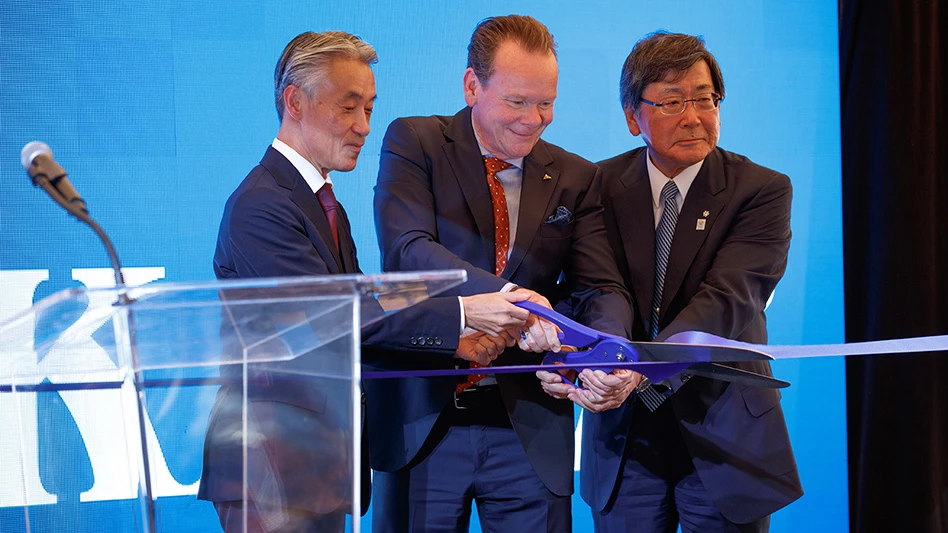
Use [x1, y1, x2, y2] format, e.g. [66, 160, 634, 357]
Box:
[362, 331, 948, 380]
[665, 331, 948, 359]
[4, 333, 946, 392]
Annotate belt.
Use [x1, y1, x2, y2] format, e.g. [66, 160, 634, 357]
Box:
[452, 385, 502, 410]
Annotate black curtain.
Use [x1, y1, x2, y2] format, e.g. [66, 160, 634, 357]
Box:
[840, 1, 948, 531]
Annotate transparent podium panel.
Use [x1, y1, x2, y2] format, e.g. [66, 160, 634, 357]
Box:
[0, 271, 465, 533]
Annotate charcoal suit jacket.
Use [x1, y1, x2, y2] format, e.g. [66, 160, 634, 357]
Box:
[198, 146, 460, 514]
[581, 146, 804, 523]
[370, 107, 633, 496]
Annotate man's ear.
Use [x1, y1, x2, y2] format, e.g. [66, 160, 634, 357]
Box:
[624, 107, 642, 136]
[463, 68, 480, 108]
[283, 84, 305, 121]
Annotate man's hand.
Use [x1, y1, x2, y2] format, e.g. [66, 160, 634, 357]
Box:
[567, 369, 643, 413]
[455, 329, 509, 366]
[461, 291, 531, 336]
[511, 288, 562, 353]
[536, 369, 577, 400]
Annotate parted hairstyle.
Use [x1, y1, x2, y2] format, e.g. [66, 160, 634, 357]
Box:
[273, 31, 378, 122]
[620, 31, 725, 112]
[467, 15, 557, 85]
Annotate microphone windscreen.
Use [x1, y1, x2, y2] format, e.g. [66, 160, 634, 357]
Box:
[21, 141, 52, 170]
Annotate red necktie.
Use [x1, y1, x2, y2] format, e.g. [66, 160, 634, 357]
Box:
[484, 156, 513, 275]
[457, 156, 513, 394]
[316, 183, 339, 250]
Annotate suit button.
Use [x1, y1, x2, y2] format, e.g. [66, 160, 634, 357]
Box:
[680, 373, 691, 383]
[425, 337, 434, 346]
[410, 337, 418, 345]
[435, 337, 443, 346]
[361, 392, 366, 404]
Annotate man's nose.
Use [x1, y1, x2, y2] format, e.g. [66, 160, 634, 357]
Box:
[353, 111, 370, 136]
[679, 101, 701, 126]
[522, 105, 544, 127]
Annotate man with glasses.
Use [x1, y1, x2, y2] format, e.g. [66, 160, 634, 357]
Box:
[540, 32, 803, 532]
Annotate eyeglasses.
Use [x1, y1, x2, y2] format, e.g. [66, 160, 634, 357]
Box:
[639, 93, 723, 115]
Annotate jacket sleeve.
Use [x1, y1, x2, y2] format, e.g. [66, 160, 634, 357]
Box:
[374, 117, 506, 296]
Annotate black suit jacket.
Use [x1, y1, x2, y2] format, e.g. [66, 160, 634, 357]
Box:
[581, 146, 804, 522]
[198, 147, 460, 514]
[370, 107, 633, 496]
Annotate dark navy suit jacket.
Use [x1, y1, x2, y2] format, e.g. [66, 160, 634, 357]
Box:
[369, 107, 634, 497]
[581, 147, 804, 523]
[198, 147, 461, 514]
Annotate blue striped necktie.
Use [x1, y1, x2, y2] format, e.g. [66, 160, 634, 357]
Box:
[638, 179, 680, 412]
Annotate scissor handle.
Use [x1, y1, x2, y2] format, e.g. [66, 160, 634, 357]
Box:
[515, 300, 605, 347]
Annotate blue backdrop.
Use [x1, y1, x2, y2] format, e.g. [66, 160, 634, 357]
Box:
[0, 1, 844, 531]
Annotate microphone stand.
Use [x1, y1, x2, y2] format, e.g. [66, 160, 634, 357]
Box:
[30, 172, 158, 533]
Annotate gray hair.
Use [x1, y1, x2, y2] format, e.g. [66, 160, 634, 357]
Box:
[274, 31, 378, 122]
[619, 31, 724, 112]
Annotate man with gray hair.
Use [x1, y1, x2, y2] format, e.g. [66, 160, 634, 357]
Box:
[198, 30, 531, 533]
[542, 31, 804, 532]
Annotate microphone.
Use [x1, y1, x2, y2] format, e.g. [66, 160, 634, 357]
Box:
[21, 141, 124, 287]
[19, 142, 150, 528]
[21, 141, 87, 213]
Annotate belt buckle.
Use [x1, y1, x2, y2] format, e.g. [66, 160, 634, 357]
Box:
[453, 389, 470, 410]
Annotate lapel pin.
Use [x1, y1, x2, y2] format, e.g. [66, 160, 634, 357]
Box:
[696, 219, 707, 231]
[543, 174, 552, 181]
[702, 210, 710, 217]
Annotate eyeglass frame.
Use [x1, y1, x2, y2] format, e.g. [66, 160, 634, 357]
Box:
[639, 93, 723, 116]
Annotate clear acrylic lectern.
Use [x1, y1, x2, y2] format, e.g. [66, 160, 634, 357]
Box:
[0, 271, 465, 533]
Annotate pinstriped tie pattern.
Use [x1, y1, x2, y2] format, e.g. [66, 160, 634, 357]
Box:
[638, 180, 680, 412]
[456, 156, 513, 394]
[650, 179, 680, 339]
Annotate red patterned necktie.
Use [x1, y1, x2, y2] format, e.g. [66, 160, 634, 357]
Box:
[457, 156, 513, 394]
[316, 183, 339, 250]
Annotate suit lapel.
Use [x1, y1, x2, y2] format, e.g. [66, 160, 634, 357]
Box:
[661, 149, 725, 316]
[615, 150, 658, 328]
[442, 107, 496, 264]
[505, 141, 557, 278]
[261, 147, 345, 274]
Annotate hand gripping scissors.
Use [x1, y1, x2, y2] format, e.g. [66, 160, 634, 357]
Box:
[516, 301, 789, 389]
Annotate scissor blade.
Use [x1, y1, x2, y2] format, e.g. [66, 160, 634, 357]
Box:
[686, 362, 789, 388]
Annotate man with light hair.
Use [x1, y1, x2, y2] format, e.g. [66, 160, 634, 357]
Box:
[199, 30, 531, 533]
[371, 15, 633, 532]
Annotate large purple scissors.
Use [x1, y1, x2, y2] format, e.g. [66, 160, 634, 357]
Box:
[517, 301, 789, 389]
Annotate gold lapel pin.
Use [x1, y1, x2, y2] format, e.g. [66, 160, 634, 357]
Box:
[702, 210, 710, 217]
[543, 174, 552, 181]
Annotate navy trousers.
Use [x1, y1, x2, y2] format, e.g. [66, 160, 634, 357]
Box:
[592, 401, 769, 533]
[214, 501, 345, 533]
[372, 387, 571, 532]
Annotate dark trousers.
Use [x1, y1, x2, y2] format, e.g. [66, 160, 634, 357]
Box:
[372, 387, 571, 533]
[214, 500, 345, 533]
[592, 401, 770, 533]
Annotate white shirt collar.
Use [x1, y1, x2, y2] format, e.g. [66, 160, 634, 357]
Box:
[271, 138, 333, 194]
[646, 151, 703, 209]
[471, 115, 524, 169]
